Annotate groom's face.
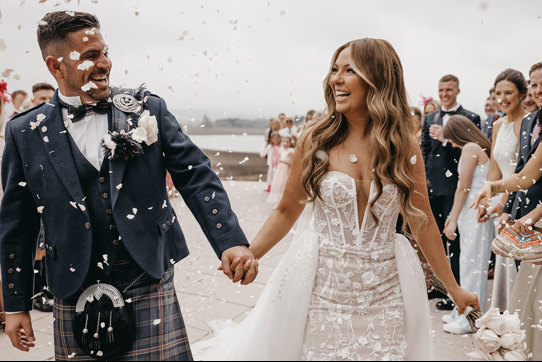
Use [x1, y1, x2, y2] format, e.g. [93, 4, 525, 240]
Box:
[59, 28, 112, 103]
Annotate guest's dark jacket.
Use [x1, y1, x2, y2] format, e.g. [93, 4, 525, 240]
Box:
[481, 111, 506, 141]
[504, 109, 542, 220]
[0, 90, 249, 311]
[421, 106, 482, 197]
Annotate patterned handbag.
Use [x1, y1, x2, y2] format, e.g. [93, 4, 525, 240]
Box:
[491, 222, 542, 265]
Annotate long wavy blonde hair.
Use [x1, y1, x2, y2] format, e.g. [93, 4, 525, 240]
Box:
[301, 38, 426, 232]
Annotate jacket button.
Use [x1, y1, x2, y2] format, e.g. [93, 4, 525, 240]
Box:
[7, 268, 14, 274]
[216, 223, 222, 229]
[8, 283, 14, 289]
[106, 208, 113, 215]
[212, 209, 218, 215]
[167, 220, 171, 226]
[162, 224, 167, 230]
[109, 224, 116, 230]
[102, 193, 109, 199]
[204, 196, 210, 202]
[9, 253, 15, 259]
[113, 239, 119, 246]
[98, 177, 106, 183]
[85, 222, 91, 230]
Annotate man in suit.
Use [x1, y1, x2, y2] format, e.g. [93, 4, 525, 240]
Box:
[421, 74, 481, 311]
[0, 11, 257, 360]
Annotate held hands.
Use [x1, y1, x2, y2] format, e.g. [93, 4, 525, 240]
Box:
[512, 214, 536, 235]
[5, 312, 35, 351]
[443, 218, 458, 241]
[219, 245, 259, 285]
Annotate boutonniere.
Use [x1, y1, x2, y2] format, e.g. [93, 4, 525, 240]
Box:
[102, 110, 159, 161]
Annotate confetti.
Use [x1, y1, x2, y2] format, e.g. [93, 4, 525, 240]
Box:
[83, 36, 89, 42]
[162, 200, 167, 209]
[132, 208, 138, 215]
[77, 60, 94, 71]
[1, 68, 14, 77]
[57, 57, 64, 62]
[0, 39, 6, 52]
[410, 155, 417, 164]
[188, 165, 193, 170]
[70, 267, 76, 272]
[127, 214, 135, 220]
[153, 319, 161, 325]
[37, 206, 44, 213]
[18, 182, 26, 187]
[445, 170, 453, 178]
[68, 352, 76, 359]
[170, 259, 175, 265]
[81, 81, 98, 92]
[125, 298, 132, 303]
[69, 51, 80, 60]
[97, 262, 104, 270]
[70, 201, 77, 209]
[43, 136, 49, 143]
[116, 183, 123, 190]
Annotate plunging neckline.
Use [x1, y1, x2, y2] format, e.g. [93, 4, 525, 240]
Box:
[326, 170, 374, 233]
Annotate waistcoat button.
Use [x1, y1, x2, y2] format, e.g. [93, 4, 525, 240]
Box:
[85, 222, 91, 230]
[106, 208, 113, 215]
[102, 193, 109, 199]
[8, 253, 15, 259]
[7, 268, 14, 274]
[99, 177, 106, 183]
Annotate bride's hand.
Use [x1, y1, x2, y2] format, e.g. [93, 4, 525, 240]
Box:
[470, 183, 495, 210]
[449, 287, 481, 315]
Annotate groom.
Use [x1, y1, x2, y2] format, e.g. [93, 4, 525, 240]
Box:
[0, 11, 257, 360]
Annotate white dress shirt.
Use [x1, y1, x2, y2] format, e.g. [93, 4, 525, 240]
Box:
[441, 103, 461, 127]
[59, 92, 109, 170]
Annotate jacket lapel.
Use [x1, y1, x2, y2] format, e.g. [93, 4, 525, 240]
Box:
[108, 106, 130, 208]
[38, 92, 87, 212]
[527, 110, 542, 158]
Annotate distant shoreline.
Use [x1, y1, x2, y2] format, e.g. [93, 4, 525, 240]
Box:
[184, 127, 265, 136]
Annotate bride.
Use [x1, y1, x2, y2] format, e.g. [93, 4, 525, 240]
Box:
[195, 38, 479, 361]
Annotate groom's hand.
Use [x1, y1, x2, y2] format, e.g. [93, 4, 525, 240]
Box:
[220, 245, 257, 283]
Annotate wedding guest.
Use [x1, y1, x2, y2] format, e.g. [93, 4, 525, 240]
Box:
[473, 61, 542, 360]
[484, 97, 496, 118]
[296, 109, 315, 136]
[31, 82, 55, 106]
[278, 112, 286, 128]
[264, 118, 281, 144]
[423, 98, 440, 116]
[278, 115, 298, 143]
[266, 135, 294, 205]
[411, 106, 423, 143]
[479, 69, 527, 312]
[481, 87, 506, 141]
[260, 131, 282, 192]
[421, 74, 481, 311]
[0, 80, 9, 331]
[9, 89, 28, 118]
[523, 81, 539, 113]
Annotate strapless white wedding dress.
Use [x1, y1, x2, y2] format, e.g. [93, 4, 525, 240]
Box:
[194, 171, 434, 361]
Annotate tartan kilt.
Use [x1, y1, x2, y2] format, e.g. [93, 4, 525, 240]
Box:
[53, 261, 192, 361]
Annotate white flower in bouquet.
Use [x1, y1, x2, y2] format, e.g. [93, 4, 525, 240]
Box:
[475, 308, 501, 330]
[501, 311, 522, 334]
[137, 110, 159, 145]
[473, 327, 502, 354]
[491, 350, 506, 361]
[503, 350, 526, 361]
[500, 332, 526, 351]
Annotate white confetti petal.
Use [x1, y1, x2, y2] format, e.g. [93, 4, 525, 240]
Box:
[445, 170, 453, 178]
[83, 36, 89, 42]
[70, 201, 77, 209]
[97, 262, 104, 270]
[188, 165, 193, 170]
[78, 204, 86, 211]
[0, 39, 6, 51]
[116, 183, 123, 190]
[153, 319, 161, 325]
[132, 208, 138, 215]
[127, 214, 135, 220]
[348, 154, 358, 163]
[37, 206, 44, 213]
[18, 182, 26, 187]
[43, 136, 49, 143]
[410, 155, 417, 165]
[81, 81, 98, 92]
[162, 200, 167, 209]
[68, 352, 76, 359]
[170, 259, 175, 265]
[76, 60, 94, 71]
[70, 267, 76, 272]
[125, 298, 132, 303]
[69, 50, 80, 60]
[57, 57, 64, 62]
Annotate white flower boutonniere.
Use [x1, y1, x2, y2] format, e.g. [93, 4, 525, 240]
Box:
[137, 110, 159, 146]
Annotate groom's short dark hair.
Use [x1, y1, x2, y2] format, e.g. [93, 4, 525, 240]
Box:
[37, 11, 100, 59]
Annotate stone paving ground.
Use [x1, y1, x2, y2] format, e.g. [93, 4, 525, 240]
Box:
[0, 180, 483, 361]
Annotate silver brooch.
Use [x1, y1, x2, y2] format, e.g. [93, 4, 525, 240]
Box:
[112, 94, 141, 113]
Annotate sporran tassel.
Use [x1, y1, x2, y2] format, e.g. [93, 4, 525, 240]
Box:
[107, 311, 115, 344]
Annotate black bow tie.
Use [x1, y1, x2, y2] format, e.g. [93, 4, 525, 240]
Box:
[440, 109, 457, 117]
[58, 99, 110, 122]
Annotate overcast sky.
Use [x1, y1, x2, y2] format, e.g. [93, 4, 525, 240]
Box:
[0, 0, 541, 122]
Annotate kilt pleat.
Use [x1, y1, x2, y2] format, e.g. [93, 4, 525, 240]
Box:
[54, 262, 193, 361]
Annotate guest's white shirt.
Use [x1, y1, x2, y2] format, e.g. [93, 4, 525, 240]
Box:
[278, 126, 297, 138]
[59, 92, 109, 170]
[441, 103, 461, 127]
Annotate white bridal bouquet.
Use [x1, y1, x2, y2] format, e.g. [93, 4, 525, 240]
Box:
[467, 308, 527, 361]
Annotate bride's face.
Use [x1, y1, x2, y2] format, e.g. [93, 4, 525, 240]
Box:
[330, 47, 368, 117]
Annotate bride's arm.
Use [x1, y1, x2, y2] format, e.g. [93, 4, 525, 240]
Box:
[407, 142, 480, 314]
[249, 135, 309, 259]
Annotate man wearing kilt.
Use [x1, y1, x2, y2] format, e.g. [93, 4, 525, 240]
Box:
[0, 11, 258, 360]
